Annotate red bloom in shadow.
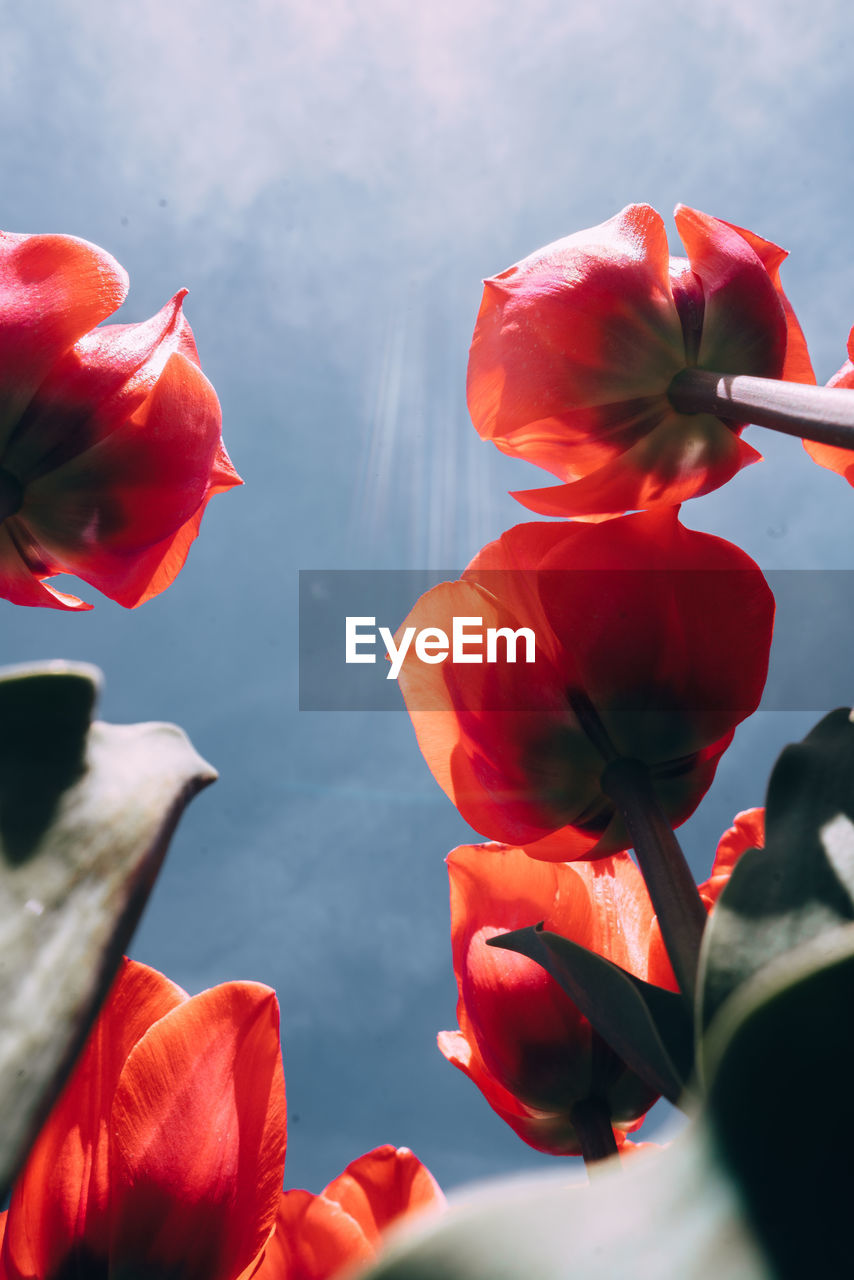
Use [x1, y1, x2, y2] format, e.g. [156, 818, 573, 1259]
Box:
[0, 959, 286, 1280]
[251, 1146, 444, 1279]
[397, 510, 773, 861]
[467, 204, 813, 519]
[803, 326, 854, 486]
[0, 230, 240, 609]
[438, 842, 666, 1155]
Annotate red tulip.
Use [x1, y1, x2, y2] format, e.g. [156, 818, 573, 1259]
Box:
[397, 510, 773, 861]
[467, 204, 812, 520]
[438, 842, 667, 1155]
[0, 230, 240, 609]
[0, 958, 287, 1280]
[803, 326, 854, 485]
[252, 1146, 445, 1279]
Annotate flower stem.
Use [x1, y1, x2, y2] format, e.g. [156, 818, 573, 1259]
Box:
[570, 1097, 620, 1176]
[668, 368, 854, 451]
[600, 757, 706, 1001]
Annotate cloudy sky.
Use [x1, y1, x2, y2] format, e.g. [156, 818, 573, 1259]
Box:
[1, 0, 853, 1192]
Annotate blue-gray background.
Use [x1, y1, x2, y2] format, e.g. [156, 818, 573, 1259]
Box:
[1, 0, 852, 1192]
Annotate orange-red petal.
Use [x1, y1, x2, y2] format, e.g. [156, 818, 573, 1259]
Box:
[250, 1189, 373, 1280]
[700, 807, 765, 909]
[803, 326, 854, 485]
[108, 982, 287, 1280]
[0, 232, 128, 449]
[0, 959, 187, 1280]
[321, 1146, 444, 1246]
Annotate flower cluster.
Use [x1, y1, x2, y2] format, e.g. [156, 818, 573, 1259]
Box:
[391, 201, 845, 1161]
[5, 193, 851, 1272]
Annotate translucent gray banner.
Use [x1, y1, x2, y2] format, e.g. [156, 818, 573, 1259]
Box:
[298, 570, 854, 712]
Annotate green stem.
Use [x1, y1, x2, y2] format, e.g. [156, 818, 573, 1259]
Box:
[600, 757, 706, 1001]
[668, 368, 854, 451]
[570, 1097, 620, 1176]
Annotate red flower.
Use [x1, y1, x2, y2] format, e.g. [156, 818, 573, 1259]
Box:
[0, 230, 240, 609]
[803, 326, 854, 485]
[647, 807, 764, 984]
[252, 1146, 445, 1279]
[397, 510, 773, 861]
[438, 842, 667, 1155]
[0, 959, 287, 1280]
[467, 204, 812, 520]
[701, 807, 765, 909]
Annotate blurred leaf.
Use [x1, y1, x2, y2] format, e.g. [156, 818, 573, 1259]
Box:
[704, 922, 854, 1280]
[354, 1124, 772, 1280]
[699, 707, 854, 1034]
[491, 926, 692, 1105]
[0, 661, 216, 1197]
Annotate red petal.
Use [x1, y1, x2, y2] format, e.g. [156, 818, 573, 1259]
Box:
[251, 1190, 373, 1280]
[437, 1028, 582, 1156]
[4, 292, 197, 481]
[0, 232, 127, 451]
[468, 205, 683, 458]
[0, 960, 186, 1280]
[674, 206, 787, 379]
[109, 982, 287, 1280]
[511, 411, 760, 519]
[22, 350, 238, 606]
[714, 217, 815, 385]
[803, 329, 854, 484]
[701, 807, 765, 908]
[322, 1146, 444, 1246]
[0, 520, 90, 609]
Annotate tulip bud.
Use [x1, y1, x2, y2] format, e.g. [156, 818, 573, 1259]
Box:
[438, 843, 664, 1155]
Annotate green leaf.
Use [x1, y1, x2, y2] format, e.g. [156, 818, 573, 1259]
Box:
[699, 707, 854, 1035]
[0, 661, 216, 1198]
[704, 921, 854, 1280]
[491, 926, 693, 1105]
[354, 1124, 772, 1280]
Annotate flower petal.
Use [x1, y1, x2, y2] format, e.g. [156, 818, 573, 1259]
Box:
[321, 1147, 444, 1246]
[21, 349, 237, 606]
[0, 520, 89, 610]
[713, 216, 815, 384]
[511, 411, 761, 519]
[0, 232, 128, 449]
[803, 327, 854, 485]
[109, 982, 287, 1280]
[674, 206, 787, 379]
[0, 959, 187, 1280]
[701, 807, 765, 909]
[251, 1190, 373, 1280]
